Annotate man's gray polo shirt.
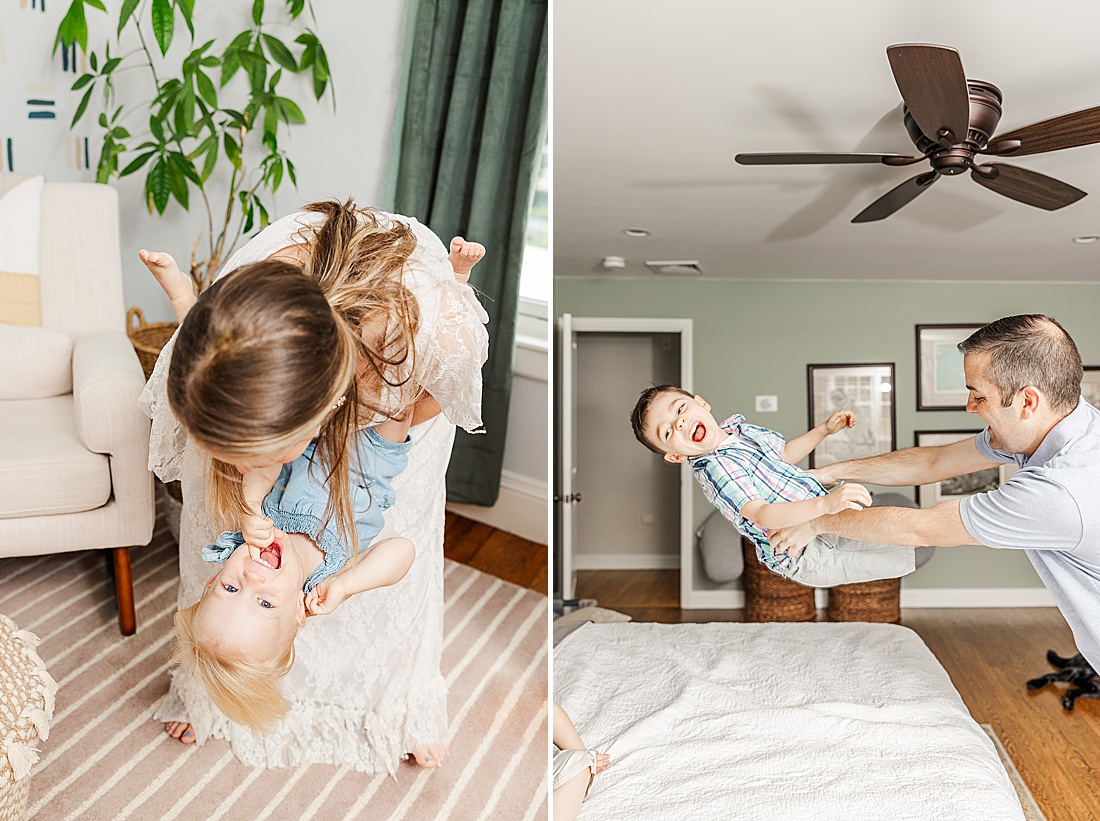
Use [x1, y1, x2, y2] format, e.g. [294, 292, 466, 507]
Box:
[960, 399, 1100, 667]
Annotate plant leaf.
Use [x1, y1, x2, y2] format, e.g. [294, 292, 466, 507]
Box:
[72, 72, 95, 91]
[262, 34, 297, 71]
[176, 0, 195, 39]
[276, 96, 305, 124]
[119, 150, 155, 177]
[148, 157, 171, 214]
[252, 0, 265, 25]
[149, 114, 165, 142]
[196, 70, 217, 108]
[167, 157, 189, 210]
[151, 0, 174, 56]
[201, 138, 219, 180]
[54, 1, 88, 56]
[71, 85, 94, 127]
[89, 52, 98, 72]
[220, 50, 242, 87]
[223, 133, 241, 169]
[118, 0, 140, 36]
[286, 157, 296, 186]
[102, 57, 122, 75]
[85, 0, 106, 11]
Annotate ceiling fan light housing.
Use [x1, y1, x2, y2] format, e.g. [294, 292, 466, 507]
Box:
[646, 260, 704, 276]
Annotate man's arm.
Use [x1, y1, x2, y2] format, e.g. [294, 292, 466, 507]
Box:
[813, 436, 999, 488]
[770, 499, 976, 556]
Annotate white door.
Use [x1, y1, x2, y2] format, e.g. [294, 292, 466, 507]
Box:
[555, 312, 578, 599]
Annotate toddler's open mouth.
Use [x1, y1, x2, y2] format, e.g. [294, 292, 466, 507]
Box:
[691, 421, 706, 443]
[253, 541, 283, 570]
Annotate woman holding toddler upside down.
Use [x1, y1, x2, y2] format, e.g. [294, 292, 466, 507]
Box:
[139, 200, 487, 774]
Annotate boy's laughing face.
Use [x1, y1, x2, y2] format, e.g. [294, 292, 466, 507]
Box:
[645, 391, 725, 462]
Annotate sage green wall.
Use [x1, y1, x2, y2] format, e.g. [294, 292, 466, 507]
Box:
[556, 277, 1100, 589]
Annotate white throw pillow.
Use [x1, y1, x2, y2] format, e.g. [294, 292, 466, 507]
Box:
[0, 323, 73, 399]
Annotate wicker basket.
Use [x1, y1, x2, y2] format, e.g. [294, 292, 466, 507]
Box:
[741, 538, 816, 623]
[827, 577, 902, 624]
[126, 306, 178, 381]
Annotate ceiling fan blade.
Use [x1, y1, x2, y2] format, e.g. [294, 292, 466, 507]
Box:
[988, 106, 1100, 157]
[851, 171, 938, 223]
[887, 44, 970, 146]
[735, 152, 917, 165]
[971, 163, 1086, 210]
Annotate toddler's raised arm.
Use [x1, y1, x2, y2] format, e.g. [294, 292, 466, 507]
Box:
[304, 536, 415, 615]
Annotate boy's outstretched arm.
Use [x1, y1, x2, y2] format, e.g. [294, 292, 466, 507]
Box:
[781, 410, 855, 465]
[740, 481, 872, 531]
[304, 536, 415, 615]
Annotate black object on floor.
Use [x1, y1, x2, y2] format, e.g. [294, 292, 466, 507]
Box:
[1026, 649, 1100, 710]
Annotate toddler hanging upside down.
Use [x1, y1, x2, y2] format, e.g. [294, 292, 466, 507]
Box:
[631, 385, 917, 588]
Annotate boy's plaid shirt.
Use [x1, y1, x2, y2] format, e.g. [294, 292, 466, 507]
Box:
[687, 414, 828, 573]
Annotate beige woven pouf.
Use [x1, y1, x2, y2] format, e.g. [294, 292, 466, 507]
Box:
[0, 614, 57, 821]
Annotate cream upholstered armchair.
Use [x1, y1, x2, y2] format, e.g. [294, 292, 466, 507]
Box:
[0, 173, 153, 635]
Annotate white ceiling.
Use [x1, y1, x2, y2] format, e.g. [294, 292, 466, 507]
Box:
[553, 1, 1100, 282]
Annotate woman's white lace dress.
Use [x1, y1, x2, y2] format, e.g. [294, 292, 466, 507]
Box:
[141, 210, 489, 773]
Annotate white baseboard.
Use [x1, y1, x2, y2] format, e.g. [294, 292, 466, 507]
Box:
[679, 586, 1055, 610]
[574, 554, 681, 570]
[900, 587, 1055, 608]
[447, 470, 547, 544]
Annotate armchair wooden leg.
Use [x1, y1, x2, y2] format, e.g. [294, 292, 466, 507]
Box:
[112, 546, 137, 636]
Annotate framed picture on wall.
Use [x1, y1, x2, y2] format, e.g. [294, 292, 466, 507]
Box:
[916, 324, 984, 411]
[1083, 367, 1100, 409]
[913, 429, 1012, 506]
[807, 363, 896, 468]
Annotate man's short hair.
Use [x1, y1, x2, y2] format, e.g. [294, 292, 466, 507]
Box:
[631, 385, 693, 454]
[958, 314, 1082, 413]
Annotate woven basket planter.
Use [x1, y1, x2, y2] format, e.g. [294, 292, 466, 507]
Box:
[0, 614, 57, 821]
[827, 577, 902, 624]
[741, 538, 816, 623]
[126, 306, 178, 382]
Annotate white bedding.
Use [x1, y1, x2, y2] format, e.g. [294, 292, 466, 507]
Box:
[554, 622, 1024, 821]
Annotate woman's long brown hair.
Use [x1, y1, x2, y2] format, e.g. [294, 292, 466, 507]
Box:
[167, 260, 361, 551]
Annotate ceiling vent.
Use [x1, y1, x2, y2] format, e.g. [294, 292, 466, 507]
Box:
[645, 260, 704, 276]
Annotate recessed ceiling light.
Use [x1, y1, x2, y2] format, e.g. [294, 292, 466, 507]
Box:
[623, 228, 651, 238]
[1072, 235, 1100, 244]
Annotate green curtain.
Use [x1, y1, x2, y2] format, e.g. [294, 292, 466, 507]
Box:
[392, 0, 548, 506]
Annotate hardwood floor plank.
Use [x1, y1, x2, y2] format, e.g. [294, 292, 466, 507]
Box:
[444, 513, 547, 595]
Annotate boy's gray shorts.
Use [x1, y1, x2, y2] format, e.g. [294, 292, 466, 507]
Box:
[783, 533, 915, 588]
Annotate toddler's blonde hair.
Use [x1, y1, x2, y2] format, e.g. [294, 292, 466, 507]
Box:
[171, 594, 297, 733]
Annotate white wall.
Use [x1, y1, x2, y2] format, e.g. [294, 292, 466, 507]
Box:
[0, 1, 409, 321]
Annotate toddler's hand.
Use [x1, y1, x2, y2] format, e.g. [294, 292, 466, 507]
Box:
[823, 410, 856, 435]
[821, 482, 872, 515]
[305, 575, 349, 616]
[242, 513, 275, 553]
[593, 752, 611, 775]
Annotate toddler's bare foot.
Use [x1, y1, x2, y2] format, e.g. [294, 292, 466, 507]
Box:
[448, 237, 485, 284]
[411, 742, 450, 769]
[140, 249, 197, 321]
[165, 721, 195, 744]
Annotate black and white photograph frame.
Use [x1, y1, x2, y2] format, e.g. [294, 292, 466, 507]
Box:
[807, 363, 896, 469]
[914, 430, 1012, 506]
[916, 324, 984, 411]
[1083, 366, 1100, 409]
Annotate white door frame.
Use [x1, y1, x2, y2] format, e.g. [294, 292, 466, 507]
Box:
[557, 315, 693, 604]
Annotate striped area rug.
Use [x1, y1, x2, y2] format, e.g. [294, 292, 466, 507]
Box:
[0, 514, 549, 820]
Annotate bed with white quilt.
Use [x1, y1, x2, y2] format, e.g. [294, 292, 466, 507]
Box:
[554, 622, 1025, 821]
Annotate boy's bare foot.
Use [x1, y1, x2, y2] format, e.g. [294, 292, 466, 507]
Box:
[448, 237, 485, 284]
[165, 721, 196, 744]
[140, 249, 197, 321]
[411, 742, 450, 768]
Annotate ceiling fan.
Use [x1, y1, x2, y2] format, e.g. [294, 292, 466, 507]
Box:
[735, 44, 1100, 222]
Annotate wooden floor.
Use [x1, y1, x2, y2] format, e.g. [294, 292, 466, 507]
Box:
[444, 513, 547, 595]
[576, 568, 1100, 821]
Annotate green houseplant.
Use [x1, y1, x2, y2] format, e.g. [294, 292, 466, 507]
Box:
[54, 0, 334, 293]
